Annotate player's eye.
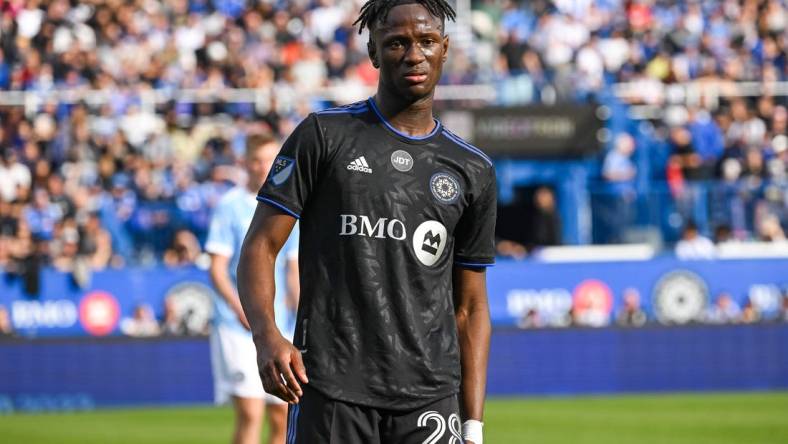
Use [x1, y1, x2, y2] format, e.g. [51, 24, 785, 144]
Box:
[388, 39, 403, 49]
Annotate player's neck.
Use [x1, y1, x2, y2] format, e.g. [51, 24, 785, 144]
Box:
[372, 91, 436, 137]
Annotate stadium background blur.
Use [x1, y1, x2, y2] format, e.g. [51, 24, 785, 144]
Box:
[0, 0, 787, 442]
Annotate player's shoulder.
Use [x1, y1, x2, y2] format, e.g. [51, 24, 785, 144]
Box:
[313, 99, 370, 118]
[215, 187, 249, 211]
[438, 126, 494, 171]
[312, 99, 372, 129]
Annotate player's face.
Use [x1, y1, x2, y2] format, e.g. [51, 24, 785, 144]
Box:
[369, 4, 449, 100]
[246, 142, 278, 190]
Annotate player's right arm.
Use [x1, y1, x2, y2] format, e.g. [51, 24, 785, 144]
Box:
[241, 113, 325, 404]
[208, 253, 250, 329]
[237, 203, 307, 404]
[205, 199, 249, 329]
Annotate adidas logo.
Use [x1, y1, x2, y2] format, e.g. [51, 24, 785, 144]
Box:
[347, 156, 372, 174]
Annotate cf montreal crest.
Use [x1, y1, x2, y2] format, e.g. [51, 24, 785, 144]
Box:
[413, 220, 448, 266]
[270, 156, 295, 186]
[430, 172, 460, 204]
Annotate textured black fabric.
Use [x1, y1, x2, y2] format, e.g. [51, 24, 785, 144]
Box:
[288, 385, 461, 444]
[259, 98, 496, 409]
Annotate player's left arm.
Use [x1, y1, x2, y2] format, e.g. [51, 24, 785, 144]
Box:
[453, 266, 491, 434]
[452, 164, 497, 444]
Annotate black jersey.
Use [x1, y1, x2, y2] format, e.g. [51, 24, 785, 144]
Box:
[258, 98, 496, 410]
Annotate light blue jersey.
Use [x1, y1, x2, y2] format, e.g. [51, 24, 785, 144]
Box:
[205, 186, 299, 337]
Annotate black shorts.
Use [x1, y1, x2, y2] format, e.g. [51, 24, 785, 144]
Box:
[286, 385, 462, 444]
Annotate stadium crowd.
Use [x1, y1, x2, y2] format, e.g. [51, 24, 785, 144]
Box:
[0, 0, 786, 276]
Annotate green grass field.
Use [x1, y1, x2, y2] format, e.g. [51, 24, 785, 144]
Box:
[1, 392, 787, 444]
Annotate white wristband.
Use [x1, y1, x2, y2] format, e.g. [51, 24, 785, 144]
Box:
[461, 419, 484, 444]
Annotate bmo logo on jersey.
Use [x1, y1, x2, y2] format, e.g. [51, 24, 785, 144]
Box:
[339, 215, 407, 239]
[413, 220, 447, 266]
[339, 215, 448, 267]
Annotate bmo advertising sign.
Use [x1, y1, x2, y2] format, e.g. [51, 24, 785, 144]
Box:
[572, 279, 613, 327]
[11, 300, 78, 330]
[10, 291, 120, 336]
[79, 291, 121, 336]
[1, 267, 215, 337]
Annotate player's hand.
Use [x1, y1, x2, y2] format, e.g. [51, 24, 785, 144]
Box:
[255, 331, 308, 404]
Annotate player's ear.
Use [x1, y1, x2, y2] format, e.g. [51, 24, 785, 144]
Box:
[441, 35, 449, 63]
[367, 40, 379, 69]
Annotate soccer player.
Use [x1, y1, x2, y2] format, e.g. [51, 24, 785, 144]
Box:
[206, 133, 300, 444]
[238, 1, 495, 443]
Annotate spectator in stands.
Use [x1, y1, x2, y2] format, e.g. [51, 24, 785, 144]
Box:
[532, 186, 562, 247]
[686, 108, 724, 173]
[0, 305, 13, 337]
[713, 224, 735, 244]
[78, 212, 112, 270]
[0, 148, 31, 203]
[601, 133, 637, 243]
[0, 199, 19, 269]
[615, 288, 647, 327]
[517, 308, 543, 329]
[675, 221, 715, 260]
[120, 304, 161, 337]
[51, 219, 80, 272]
[23, 188, 62, 242]
[710, 159, 747, 237]
[160, 297, 186, 336]
[756, 213, 787, 243]
[0, 0, 784, 264]
[669, 126, 707, 181]
[741, 298, 761, 324]
[781, 292, 788, 323]
[163, 229, 203, 267]
[705, 293, 742, 324]
[495, 239, 528, 260]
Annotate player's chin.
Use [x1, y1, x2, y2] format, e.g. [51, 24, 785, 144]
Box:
[397, 83, 436, 101]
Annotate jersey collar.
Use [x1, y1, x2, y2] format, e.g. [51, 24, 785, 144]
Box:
[367, 97, 442, 144]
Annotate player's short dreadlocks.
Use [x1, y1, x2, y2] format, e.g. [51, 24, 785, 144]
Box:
[354, 0, 456, 35]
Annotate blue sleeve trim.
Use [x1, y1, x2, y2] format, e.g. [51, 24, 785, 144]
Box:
[256, 196, 301, 219]
[454, 260, 495, 268]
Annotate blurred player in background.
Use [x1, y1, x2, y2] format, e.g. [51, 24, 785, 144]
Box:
[238, 1, 495, 443]
[206, 133, 299, 444]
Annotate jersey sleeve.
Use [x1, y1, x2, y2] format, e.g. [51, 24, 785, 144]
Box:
[205, 200, 234, 257]
[257, 113, 326, 218]
[453, 167, 497, 267]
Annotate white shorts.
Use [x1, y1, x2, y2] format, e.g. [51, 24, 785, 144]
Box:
[209, 325, 285, 405]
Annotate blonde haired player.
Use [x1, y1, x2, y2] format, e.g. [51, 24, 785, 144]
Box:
[206, 133, 299, 444]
